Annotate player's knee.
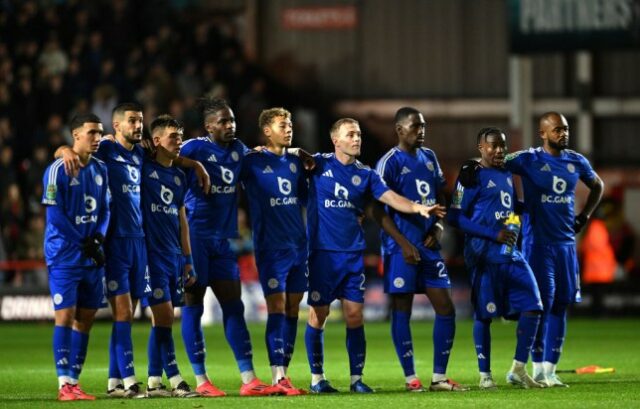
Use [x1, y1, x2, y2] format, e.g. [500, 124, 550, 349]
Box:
[266, 294, 286, 313]
[54, 308, 75, 327]
[343, 309, 364, 327]
[308, 306, 329, 327]
[390, 294, 413, 313]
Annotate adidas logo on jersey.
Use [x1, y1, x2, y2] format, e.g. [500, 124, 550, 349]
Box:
[263, 166, 273, 173]
[401, 166, 411, 175]
[540, 163, 551, 172]
[487, 180, 496, 188]
[70, 178, 80, 186]
[207, 154, 217, 162]
[148, 170, 159, 179]
[322, 170, 334, 178]
[115, 155, 126, 162]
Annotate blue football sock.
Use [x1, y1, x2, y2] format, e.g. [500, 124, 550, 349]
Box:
[220, 299, 254, 373]
[433, 314, 455, 375]
[155, 326, 179, 379]
[147, 327, 162, 377]
[305, 324, 324, 375]
[346, 326, 366, 377]
[391, 310, 415, 376]
[53, 325, 71, 378]
[544, 306, 567, 364]
[265, 313, 285, 366]
[108, 324, 120, 379]
[114, 321, 135, 378]
[181, 304, 206, 375]
[473, 319, 491, 373]
[69, 329, 89, 380]
[283, 316, 299, 368]
[531, 312, 548, 363]
[515, 314, 540, 363]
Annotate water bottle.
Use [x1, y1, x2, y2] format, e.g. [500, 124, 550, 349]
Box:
[500, 213, 521, 255]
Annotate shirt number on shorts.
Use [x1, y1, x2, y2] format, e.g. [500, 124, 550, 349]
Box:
[359, 273, 366, 291]
[436, 262, 447, 278]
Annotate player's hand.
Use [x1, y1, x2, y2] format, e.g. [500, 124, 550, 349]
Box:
[183, 264, 197, 287]
[253, 145, 266, 152]
[140, 137, 156, 156]
[101, 134, 115, 142]
[414, 203, 446, 219]
[458, 159, 481, 188]
[496, 229, 517, 246]
[423, 223, 443, 249]
[400, 240, 421, 265]
[193, 161, 211, 194]
[81, 233, 105, 267]
[60, 146, 82, 177]
[574, 213, 589, 234]
[298, 149, 316, 171]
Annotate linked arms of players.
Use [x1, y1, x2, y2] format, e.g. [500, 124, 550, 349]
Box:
[378, 190, 447, 219]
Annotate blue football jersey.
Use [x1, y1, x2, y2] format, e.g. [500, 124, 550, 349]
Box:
[240, 150, 307, 251]
[141, 157, 187, 255]
[376, 147, 445, 259]
[94, 140, 145, 238]
[307, 153, 389, 252]
[449, 167, 523, 265]
[42, 157, 111, 267]
[505, 147, 597, 245]
[180, 137, 249, 239]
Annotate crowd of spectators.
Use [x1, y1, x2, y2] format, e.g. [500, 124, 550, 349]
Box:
[0, 0, 314, 286]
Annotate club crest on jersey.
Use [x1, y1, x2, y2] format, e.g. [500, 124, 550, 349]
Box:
[231, 151, 239, 162]
[174, 176, 181, 186]
[220, 166, 234, 184]
[94, 174, 103, 186]
[351, 175, 361, 186]
[567, 163, 575, 173]
[127, 165, 140, 183]
[500, 191, 511, 209]
[335, 182, 349, 200]
[426, 161, 434, 171]
[278, 177, 292, 195]
[160, 185, 174, 205]
[290, 163, 297, 173]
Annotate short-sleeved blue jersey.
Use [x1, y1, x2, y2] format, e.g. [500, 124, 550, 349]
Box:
[449, 167, 523, 265]
[240, 150, 307, 252]
[141, 157, 187, 255]
[307, 153, 389, 252]
[376, 147, 445, 259]
[505, 147, 597, 245]
[180, 136, 249, 239]
[42, 157, 110, 267]
[94, 140, 145, 238]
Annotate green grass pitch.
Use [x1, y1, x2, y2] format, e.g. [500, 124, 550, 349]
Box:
[1, 318, 639, 408]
